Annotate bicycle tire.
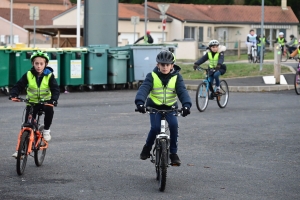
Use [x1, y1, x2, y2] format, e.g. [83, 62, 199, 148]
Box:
[158, 139, 167, 192]
[253, 50, 257, 63]
[34, 125, 47, 166]
[16, 131, 30, 175]
[196, 82, 209, 112]
[217, 80, 229, 108]
[281, 52, 288, 62]
[155, 145, 160, 181]
[294, 73, 300, 95]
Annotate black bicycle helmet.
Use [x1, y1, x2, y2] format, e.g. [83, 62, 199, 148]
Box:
[156, 50, 175, 64]
[30, 50, 49, 63]
[290, 34, 294, 38]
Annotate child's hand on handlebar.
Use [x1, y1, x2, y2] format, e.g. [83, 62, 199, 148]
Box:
[136, 104, 146, 113]
[181, 107, 190, 117]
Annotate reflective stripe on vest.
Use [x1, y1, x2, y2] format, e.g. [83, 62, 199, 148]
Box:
[149, 72, 177, 106]
[277, 37, 285, 45]
[208, 52, 219, 68]
[257, 38, 266, 46]
[26, 71, 52, 103]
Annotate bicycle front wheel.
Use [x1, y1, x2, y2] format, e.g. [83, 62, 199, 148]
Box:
[281, 52, 288, 62]
[158, 139, 167, 192]
[196, 82, 209, 112]
[34, 125, 47, 166]
[217, 80, 229, 108]
[16, 131, 30, 175]
[294, 73, 300, 95]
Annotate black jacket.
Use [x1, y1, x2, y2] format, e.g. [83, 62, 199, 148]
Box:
[10, 67, 60, 101]
[134, 34, 154, 44]
[135, 65, 192, 110]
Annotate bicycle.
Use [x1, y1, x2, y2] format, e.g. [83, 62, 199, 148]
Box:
[294, 61, 300, 95]
[195, 66, 229, 112]
[10, 97, 51, 176]
[135, 106, 182, 192]
[248, 42, 258, 63]
[279, 44, 288, 62]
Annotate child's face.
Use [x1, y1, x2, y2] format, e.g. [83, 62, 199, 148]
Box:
[157, 63, 174, 74]
[250, 31, 254, 36]
[210, 45, 218, 53]
[33, 57, 47, 75]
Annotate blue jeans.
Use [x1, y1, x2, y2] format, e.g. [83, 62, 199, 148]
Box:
[146, 111, 179, 154]
[257, 46, 265, 59]
[209, 71, 221, 87]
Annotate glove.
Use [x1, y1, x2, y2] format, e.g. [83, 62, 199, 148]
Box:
[215, 64, 221, 71]
[193, 64, 198, 70]
[137, 104, 146, 113]
[46, 100, 58, 107]
[181, 107, 190, 117]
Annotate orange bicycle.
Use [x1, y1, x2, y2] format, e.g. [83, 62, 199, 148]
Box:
[11, 97, 51, 175]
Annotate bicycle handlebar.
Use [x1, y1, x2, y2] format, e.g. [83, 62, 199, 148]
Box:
[135, 106, 182, 116]
[9, 97, 54, 107]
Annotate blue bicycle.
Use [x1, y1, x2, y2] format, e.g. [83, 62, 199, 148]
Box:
[195, 66, 229, 112]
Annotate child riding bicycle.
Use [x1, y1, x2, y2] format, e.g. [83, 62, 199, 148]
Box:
[135, 50, 192, 166]
[274, 32, 287, 55]
[246, 29, 258, 60]
[10, 50, 60, 158]
[193, 39, 227, 100]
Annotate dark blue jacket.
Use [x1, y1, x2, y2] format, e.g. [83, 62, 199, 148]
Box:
[135, 65, 192, 110]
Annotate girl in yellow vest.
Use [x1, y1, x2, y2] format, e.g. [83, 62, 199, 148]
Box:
[274, 32, 287, 56]
[10, 51, 60, 158]
[135, 50, 192, 166]
[193, 40, 227, 100]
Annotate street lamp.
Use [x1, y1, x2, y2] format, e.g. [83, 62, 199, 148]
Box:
[10, 0, 13, 46]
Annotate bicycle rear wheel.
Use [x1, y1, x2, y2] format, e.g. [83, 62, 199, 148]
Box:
[294, 73, 300, 95]
[196, 82, 209, 112]
[158, 139, 167, 192]
[34, 125, 47, 166]
[16, 131, 30, 175]
[217, 80, 229, 108]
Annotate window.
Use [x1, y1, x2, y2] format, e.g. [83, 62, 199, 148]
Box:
[198, 27, 203, 42]
[184, 26, 195, 40]
[207, 27, 212, 38]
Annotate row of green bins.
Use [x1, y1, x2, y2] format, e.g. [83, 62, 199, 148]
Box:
[61, 48, 87, 91]
[0, 46, 13, 94]
[39, 48, 63, 86]
[9, 47, 37, 86]
[85, 45, 110, 88]
[107, 48, 130, 87]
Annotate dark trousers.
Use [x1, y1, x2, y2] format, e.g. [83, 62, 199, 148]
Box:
[146, 111, 179, 154]
[25, 104, 54, 130]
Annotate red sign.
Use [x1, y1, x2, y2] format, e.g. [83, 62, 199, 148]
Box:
[162, 19, 166, 30]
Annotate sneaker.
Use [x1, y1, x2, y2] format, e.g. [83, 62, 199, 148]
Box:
[170, 154, 181, 166]
[43, 129, 51, 142]
[140, 144, 151, 160]
[209, 93, 214, 100]
[12, 151, 18, 158]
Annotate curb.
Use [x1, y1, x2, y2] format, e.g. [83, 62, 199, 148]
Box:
[186, 84, 294, 92]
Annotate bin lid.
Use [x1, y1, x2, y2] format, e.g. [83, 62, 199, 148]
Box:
[0, 46, 12, 50]
[108, 50, 129, 55]
[39, 48, 63, 52]
[12, 47, 38, 51]
[62, 47, 88, 53]
[88, 44, 110, 49]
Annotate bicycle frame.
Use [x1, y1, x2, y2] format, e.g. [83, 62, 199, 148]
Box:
[198, 67, 218, 96]
[13, 98, 49, 155]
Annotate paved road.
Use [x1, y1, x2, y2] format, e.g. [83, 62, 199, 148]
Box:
[0, 90, 299, 200]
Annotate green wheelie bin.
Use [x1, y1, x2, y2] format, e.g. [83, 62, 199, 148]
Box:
[85, 45, 109, 90]
[0, 46, 13, 95]
[107, 49, 130, 89]
[10, 48, 37, 87]
[39, 48, 63, 86]
[109, 45, 135, 89]
[61, 48, 87, 92]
